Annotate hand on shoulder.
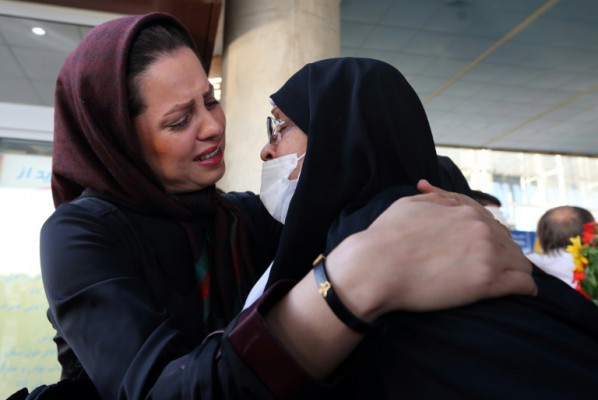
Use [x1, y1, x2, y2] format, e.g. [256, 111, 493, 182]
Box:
[325, 180, 537, 321]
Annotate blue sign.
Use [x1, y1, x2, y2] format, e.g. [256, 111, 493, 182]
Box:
[511, 230, 536, 254]
[0, 154, 52, 189]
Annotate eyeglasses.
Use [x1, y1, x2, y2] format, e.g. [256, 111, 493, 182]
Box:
[266, 116, 287, 145]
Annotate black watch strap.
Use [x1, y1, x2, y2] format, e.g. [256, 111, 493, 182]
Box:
[312, 254, 375, 334]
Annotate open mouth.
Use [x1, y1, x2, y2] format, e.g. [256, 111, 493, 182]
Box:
[195, 146, 220, 162]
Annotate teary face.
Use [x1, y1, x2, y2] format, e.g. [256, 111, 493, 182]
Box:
[133, 47, 226, 193]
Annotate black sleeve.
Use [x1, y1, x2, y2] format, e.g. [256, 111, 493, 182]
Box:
[40, 197, 306, 399]
[361, 267, 598, 399]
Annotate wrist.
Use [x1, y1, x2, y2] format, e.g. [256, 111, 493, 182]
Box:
[325, 234, 386, 322]
[312, 254, 376, 334]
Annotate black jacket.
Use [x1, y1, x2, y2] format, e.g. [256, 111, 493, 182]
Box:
[33, 191, 296, 399]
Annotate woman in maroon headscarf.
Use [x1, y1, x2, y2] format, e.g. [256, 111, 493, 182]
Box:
[32, 13, 536, 400]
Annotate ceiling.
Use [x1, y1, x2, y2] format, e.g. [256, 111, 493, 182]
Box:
[0, 0, 221, 107]
[340, 0, 598, 156]
[0, 0, 597, 156]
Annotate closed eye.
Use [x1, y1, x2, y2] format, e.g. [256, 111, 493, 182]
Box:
[205, 96, 220, 110]
[204, 84, 220, 110]
[167, 114, 190, 132]
[279, 122, 295, 134]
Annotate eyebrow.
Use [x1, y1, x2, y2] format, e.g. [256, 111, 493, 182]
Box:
[163, 99, 195, 118]
[160, 84, 215, 119]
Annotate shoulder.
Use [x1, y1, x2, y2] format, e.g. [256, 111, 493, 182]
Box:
[223, 191, 275, 224]
[223, 191, 260, 210]
[47, 195, 120, 220]
[41, 196, 151, 244]
[526, 250, 571, 266]
[526, 252, 542, 263]
[42, 196, 123, 232]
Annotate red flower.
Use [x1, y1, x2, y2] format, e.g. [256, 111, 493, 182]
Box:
[569, 224, 598, 305]
[582, 221, 597, 245]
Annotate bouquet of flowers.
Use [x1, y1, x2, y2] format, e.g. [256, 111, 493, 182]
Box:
[567, 221, 598, 305]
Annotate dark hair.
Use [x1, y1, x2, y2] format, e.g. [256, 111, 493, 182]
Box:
[470, 190, 502, 207]
[537, 206, 595, 253]
[437, 155, 472, 196]
[127, 23, 199, 117]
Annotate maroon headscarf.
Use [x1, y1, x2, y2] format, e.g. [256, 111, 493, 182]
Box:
[53, 12, 189, 215]
[52, 12, 254, 329]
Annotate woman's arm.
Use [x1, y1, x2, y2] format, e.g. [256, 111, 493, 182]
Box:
[264, 187, 536, 377]
[41, 190, 535, 398]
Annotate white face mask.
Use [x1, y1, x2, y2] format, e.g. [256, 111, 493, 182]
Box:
[486, 206, 507, 226]
[260, 153, 305, 223]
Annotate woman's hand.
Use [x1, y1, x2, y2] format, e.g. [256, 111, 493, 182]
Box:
[326, 180, 537, 321]
[266, 181, 536, 377]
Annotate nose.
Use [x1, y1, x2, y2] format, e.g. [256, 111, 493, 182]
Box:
[197, 109, 224, 141]
[260, 142, 275, 161]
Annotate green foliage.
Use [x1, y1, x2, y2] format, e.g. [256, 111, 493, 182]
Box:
[582, 235, 598, 306]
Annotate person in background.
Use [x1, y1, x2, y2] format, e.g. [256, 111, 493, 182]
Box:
[437, 155, 472, 196]
[256, 57, 598, 398]
[471, 189, 502, 207]
[16, 14, 536, 400]
[527, 205, 595, 287]
[471, 189, 509, 226]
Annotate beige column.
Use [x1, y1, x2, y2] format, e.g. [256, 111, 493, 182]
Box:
[218, 0, 340, 193]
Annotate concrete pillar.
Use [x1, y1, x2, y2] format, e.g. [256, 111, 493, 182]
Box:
[219, 0, 340, 193]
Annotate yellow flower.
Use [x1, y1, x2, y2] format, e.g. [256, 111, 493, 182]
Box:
[567, 236, 588, 272]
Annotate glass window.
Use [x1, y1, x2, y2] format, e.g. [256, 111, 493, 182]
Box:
[0, 146, 57, 396]
[437, 146, 598, 231]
